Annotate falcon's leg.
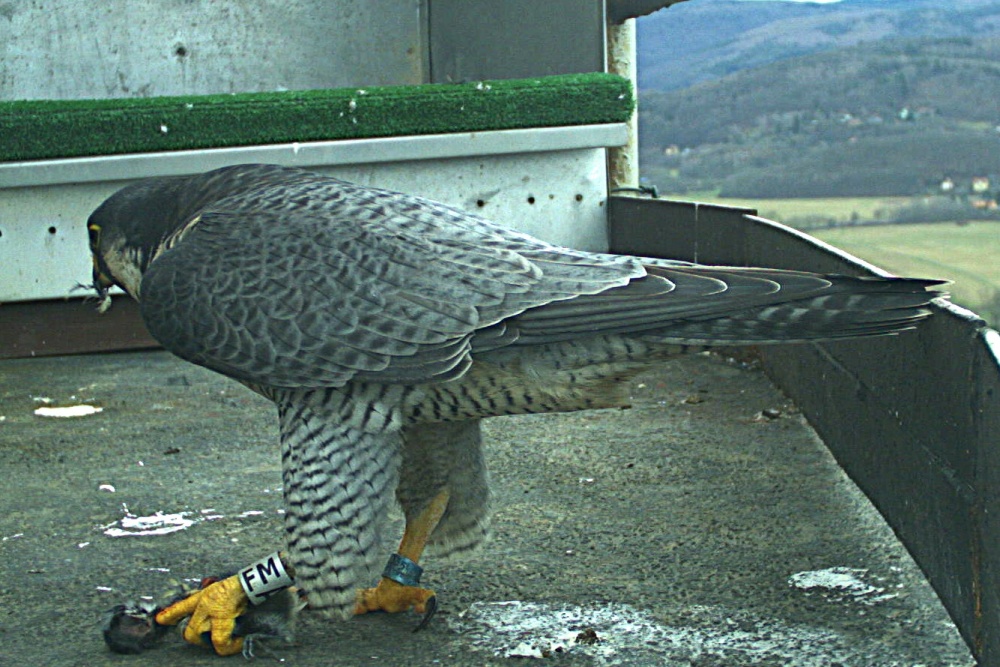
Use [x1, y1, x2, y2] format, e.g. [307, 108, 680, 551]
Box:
[353, 489, 448, 618]
[274, 386, 404, 618]
[399, 420, 491, 559]
[355, 420, 491, 619]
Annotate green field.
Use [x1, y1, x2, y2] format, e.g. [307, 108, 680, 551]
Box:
[680, 193, 912, 227]
[671, 193, 1000, 325]
[813, 222, 999, 321]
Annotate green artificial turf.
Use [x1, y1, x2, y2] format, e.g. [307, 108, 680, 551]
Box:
[1, 73, 633, 162]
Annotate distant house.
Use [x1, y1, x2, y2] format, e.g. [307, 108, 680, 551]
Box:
[972, 177, 990, 193]
[940, 177, 955, 193]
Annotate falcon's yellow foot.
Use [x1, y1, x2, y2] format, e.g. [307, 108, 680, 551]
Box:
[353, 491, 449, 631]
[151, 552, 297, 656]
[354, 578, 438, 630]
[155, 575, 248, 656]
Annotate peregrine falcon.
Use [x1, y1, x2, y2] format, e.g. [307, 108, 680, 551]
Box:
[88, 164, 942, 655]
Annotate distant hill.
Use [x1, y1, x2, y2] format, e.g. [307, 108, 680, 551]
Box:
[638, 33, 1000, 197]
[638, 0, 1000, 92]
[636, 0, 1000, 327]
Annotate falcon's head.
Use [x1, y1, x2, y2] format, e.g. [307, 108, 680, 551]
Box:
[86, 164, 320, 311]
[87, 175, 195, 308]
[87, 218, 140, 311]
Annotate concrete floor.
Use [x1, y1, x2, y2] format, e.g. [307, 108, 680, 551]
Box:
[0, 349, 975, 666]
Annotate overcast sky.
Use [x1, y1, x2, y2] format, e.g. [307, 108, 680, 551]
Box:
[735, 0, 843, 4]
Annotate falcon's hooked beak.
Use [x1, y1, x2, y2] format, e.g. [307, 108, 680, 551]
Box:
[88, 222, 115, 313]
[92, 263, 115, 314]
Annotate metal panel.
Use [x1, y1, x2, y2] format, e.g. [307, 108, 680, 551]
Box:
[1, 180, 119, 305]
[0, 125, 627, 189]
[978, 328, 1000, 661]
[608, 195, 1000, 665]
[0, 297, 157, 359]
[428, 0, 605, 83]
[1, 0, 423, 101]
[607, 0, 688, 23]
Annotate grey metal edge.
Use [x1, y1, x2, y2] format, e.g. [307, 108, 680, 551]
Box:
[0, 123, 628, 189]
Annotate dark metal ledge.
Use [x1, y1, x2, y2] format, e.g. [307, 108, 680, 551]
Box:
[0, 297, 157, 359]
[609, 194, 1000, 665]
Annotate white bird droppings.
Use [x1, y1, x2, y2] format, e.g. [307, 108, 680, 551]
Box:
[34, 405, 103, 418]
[100, 503, 270, 537]
[102, 510, 196, 537]
[789, 567, 899, 605]
[449, 600, 930, 665]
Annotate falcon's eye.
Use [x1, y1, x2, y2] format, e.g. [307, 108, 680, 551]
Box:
[88, 223, 102, 251]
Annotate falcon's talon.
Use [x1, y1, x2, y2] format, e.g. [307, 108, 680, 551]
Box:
[354, 578, 437, 619]
[154, 574, 249, 656]
[413, 595, 437, 633]
[241, 635, 283, 660]
[241, 636, 257, 660]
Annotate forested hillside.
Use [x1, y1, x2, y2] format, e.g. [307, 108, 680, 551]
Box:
[638, 0, 1000, 92]
[639, 35, 1000, 197]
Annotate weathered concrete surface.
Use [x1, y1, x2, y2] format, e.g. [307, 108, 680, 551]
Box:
[0, 350, 974, 666]
[0, 1, 423, 101]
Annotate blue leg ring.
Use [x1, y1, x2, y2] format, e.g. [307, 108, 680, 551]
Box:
[382, 553, 423, 587]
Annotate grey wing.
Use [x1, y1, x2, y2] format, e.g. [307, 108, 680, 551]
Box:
[508, 260, 943, 346]
[138, 191, 643, 389]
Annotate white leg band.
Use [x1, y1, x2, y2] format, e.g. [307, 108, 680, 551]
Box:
[238, 552, 294, 605]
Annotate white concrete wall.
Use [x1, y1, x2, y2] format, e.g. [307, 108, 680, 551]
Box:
[0, 0, 424, 101]
[1, 126, 625, 302]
